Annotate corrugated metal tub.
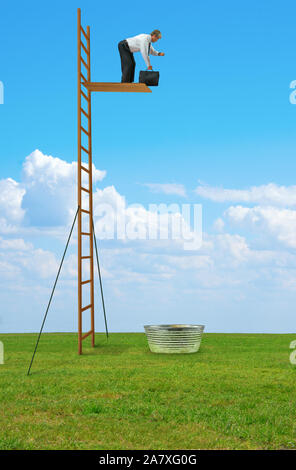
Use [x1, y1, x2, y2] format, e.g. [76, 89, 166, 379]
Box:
[144, 324, 205, 354]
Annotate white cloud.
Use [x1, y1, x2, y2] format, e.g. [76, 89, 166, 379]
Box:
[0, 237, 33, 251]
[2, 151, 296, 333]
[0, 237, 59, 281]
[213, 217, 225, 232]
[195, 182, 296, 206]
[144, 183, 186, 197]
[22, 149, 106, 227]
[23, 149, 106, 186]
[0, 151, 196, 247]
[225, 205, 296, 248]
[0, 178, 26, 232]
[214, 233, 250, 263]
[0, 259, 22, 280]
[92, 185, 198, 247]
[164, 254, 213, 270]
[0, 150, 106, 233]
[17, 248, 59, 279]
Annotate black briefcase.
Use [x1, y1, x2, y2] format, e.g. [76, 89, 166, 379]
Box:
[139, 70, 159, 86]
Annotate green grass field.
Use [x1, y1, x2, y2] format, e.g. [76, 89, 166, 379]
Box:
[0, 332, 295, 450]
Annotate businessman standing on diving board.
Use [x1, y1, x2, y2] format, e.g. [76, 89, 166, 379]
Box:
[118, 30, 165, 83]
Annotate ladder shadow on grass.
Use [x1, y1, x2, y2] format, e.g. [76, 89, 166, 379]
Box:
[83, 343, 132, 356]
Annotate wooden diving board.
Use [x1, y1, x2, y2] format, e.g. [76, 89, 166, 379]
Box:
[83, 82, 152, 93]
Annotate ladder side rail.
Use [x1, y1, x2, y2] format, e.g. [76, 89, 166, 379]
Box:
[77, 8, 83, 355]
[78, 9, 95, 353]
[87, 25, 95, 347]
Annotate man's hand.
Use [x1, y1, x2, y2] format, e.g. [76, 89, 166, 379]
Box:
[158, 52, 165, 56]
[147, 65, 153, 70]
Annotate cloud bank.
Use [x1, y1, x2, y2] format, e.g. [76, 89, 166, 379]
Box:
[195, 182, 296, 206]
[1, 153, 296, 333]
[144, 183, 187, 197]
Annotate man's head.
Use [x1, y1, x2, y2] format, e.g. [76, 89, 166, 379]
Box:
[150, 29, 162, 42]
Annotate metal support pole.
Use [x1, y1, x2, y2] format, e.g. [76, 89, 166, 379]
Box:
[92, 217, 109, 338]
[27, 207, 79, 376]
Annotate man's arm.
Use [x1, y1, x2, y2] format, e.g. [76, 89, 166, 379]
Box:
[140, 38, 151, 68]
[150, 45, 159, 56]
[151, 45, 165, 57]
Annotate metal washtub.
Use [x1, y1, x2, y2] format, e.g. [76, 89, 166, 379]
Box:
[144, 324, 205, 354]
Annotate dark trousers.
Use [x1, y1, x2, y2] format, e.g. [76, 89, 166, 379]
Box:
[118, 40, 135, 83]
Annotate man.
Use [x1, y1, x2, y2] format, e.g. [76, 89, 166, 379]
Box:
[118, 30, 165, 83]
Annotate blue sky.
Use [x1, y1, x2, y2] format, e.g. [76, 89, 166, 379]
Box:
[1, 0, 296, 334]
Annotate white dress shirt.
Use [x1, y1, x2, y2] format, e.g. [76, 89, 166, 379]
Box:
[126, 34, 159, 68]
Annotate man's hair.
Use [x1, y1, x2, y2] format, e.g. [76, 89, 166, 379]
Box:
[151, 29, 161, 38]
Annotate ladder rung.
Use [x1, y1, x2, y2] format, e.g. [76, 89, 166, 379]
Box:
[81, 145, 89, 154]
[81, 165, 89, 173]
[81, 209, 90, 214]
[81, 90, 89, 102]
[81, 255, 91, 259]
[82, 330, 93, 340]
[81, 56, 89, 71]
[81, 26, 89, 41]
[81, 41, 89, 56]
[81, 279, 91, 285]
[81, 232, 91, 236]
[81, 72, 87, 83]
[81, 186, 90, 193]
[81, 108, 89, 119]
[81, 126, 89, 136]
[81, 304, 92, 312]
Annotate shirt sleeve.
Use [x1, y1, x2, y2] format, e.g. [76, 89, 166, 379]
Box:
[150, 45, 159, 56]
[140, 37, 151, 68]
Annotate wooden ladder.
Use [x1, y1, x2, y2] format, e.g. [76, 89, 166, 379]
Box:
[77, 8, 95, 354]
[76, 8, 152, 354]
